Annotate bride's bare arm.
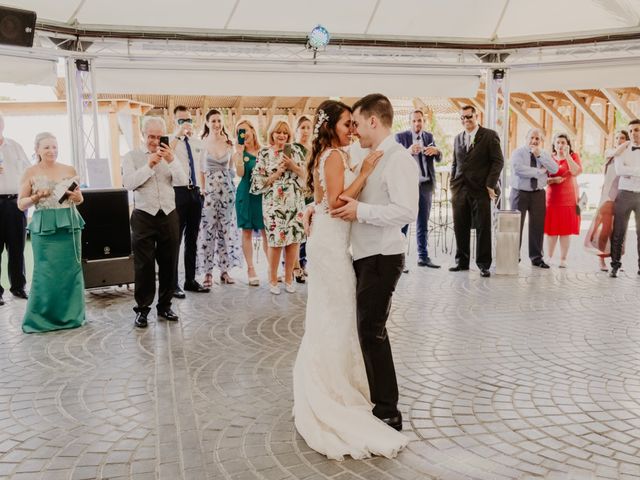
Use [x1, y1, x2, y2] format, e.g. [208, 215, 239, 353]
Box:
[324, 150, 383, 209]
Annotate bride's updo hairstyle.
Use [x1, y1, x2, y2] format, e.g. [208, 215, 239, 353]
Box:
[307, 100, 352, 193]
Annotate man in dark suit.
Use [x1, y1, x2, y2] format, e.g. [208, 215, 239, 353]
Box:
[396, 110, 441, 268]
[170, 105, 209, 298]
[450, 105, 504, 277]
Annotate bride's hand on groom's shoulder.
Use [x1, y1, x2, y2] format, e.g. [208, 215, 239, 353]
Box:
[331, 196, 358, 221]
[303, 205, 315, 236]
[360, 150, 383, 177]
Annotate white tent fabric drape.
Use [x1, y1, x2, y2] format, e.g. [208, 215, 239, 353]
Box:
[93, 62, 482, 98]
[0, 54, 57, 86]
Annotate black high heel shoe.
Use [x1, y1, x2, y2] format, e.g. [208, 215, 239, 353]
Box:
[294, 268, 306, 284]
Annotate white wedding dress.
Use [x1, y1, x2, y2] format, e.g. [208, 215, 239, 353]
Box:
[292, 148, 408, 461]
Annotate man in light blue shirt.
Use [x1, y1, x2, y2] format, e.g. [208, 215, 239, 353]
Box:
[509, 128, 559, 268]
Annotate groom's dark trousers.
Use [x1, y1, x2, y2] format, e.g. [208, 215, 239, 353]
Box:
[353, 253, 404, 419]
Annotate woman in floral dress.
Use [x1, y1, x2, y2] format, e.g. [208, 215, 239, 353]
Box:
[197, 109, 241, 286]
[251, 120, 306, 295]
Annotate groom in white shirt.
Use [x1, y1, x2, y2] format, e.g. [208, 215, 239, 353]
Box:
[332, 93, 419, 430]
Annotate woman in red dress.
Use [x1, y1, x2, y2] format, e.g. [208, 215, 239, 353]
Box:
[545, 133, 582, 267]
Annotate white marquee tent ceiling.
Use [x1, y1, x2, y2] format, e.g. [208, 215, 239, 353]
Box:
[5, 0, 640, 46]
[2, 0, 640, 96]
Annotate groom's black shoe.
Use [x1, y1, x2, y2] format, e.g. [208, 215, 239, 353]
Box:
[380, 413, 403, 431]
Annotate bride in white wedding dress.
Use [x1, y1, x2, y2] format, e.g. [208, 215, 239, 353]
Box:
[292, 100, 408, 460]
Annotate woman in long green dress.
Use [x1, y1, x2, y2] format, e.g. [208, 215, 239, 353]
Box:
[233, 119, 268, 286]
[17, 132, 85, 333]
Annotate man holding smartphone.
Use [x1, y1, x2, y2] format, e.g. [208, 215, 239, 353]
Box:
[170, 105, 209, 297]
[122, 116, 188, 328]
[395, 110, 442, 269]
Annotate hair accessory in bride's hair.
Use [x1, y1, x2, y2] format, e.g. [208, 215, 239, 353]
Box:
[314, 109, 329, 135]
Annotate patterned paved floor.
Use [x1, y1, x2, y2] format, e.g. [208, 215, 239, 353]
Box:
[1, 228, 640, 480]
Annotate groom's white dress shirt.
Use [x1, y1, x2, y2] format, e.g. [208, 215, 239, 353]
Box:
[351, 135, 420, 261]
[615, 143, 640, 193]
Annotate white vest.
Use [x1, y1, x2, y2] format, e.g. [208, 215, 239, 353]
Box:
[351, 142, 408, 260]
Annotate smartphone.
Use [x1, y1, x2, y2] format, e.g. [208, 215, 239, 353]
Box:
[159, 136, 170, 148]
[283, 144, 293, 158]
[237, 128, 246, 145]
[59, 181, 78, 204]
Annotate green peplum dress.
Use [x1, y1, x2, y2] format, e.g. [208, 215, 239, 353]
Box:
[22, 176, 86, 333]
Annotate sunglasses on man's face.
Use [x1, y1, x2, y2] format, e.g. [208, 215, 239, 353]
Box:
[460, 114, 474, 120]
[177, 118, 193, 125]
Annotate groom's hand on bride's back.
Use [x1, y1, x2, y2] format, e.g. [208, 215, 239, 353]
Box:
[331, 196, 358, 221]
[303, 205, 315, 236]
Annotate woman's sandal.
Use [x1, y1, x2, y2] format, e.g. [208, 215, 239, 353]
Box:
[220, 272, 235, 284]
[247, 268, 260, 286]
[203, 273, 213, 288]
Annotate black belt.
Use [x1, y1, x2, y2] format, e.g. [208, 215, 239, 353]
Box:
[174, 185, 199, 191]
[0, 194, 18, 199]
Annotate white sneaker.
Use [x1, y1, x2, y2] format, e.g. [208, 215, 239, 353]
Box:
[269, 284, 281, 295]
[284, 283, 296, 294]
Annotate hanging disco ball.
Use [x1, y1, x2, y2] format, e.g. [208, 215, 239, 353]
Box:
[307, 25, 330, 50]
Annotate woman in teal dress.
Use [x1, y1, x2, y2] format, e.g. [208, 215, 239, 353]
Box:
[233, 119, 268, 286]
[17, 132, 85, 333]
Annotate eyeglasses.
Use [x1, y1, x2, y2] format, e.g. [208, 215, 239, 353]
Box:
[460, 114, 474, 120]
[177, 118, 193, 125]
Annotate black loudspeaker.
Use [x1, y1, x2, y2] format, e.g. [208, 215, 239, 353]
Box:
[0, 6, 36, 48]
[76, 188, 132, 260]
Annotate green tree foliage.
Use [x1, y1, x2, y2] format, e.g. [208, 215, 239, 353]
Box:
[579, 150, 605, 174]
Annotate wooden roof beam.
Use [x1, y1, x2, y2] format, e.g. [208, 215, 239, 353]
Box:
[0, 99, 154, 116]
[233, 96, 246, 117]
[265, 97, 278, 128]
[412, 97, 427, 110]
[301, 97, 312, 115]
[468, 98, 485, 113]
[602, 88, 637, 122]
[563, 90, 607, 135]
[530, 92, 577, 136]
[509, 98, 544, 133]
[448, 98, 465, 111]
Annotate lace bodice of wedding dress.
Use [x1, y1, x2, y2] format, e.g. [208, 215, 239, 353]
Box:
[292, 148, 408, 460]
